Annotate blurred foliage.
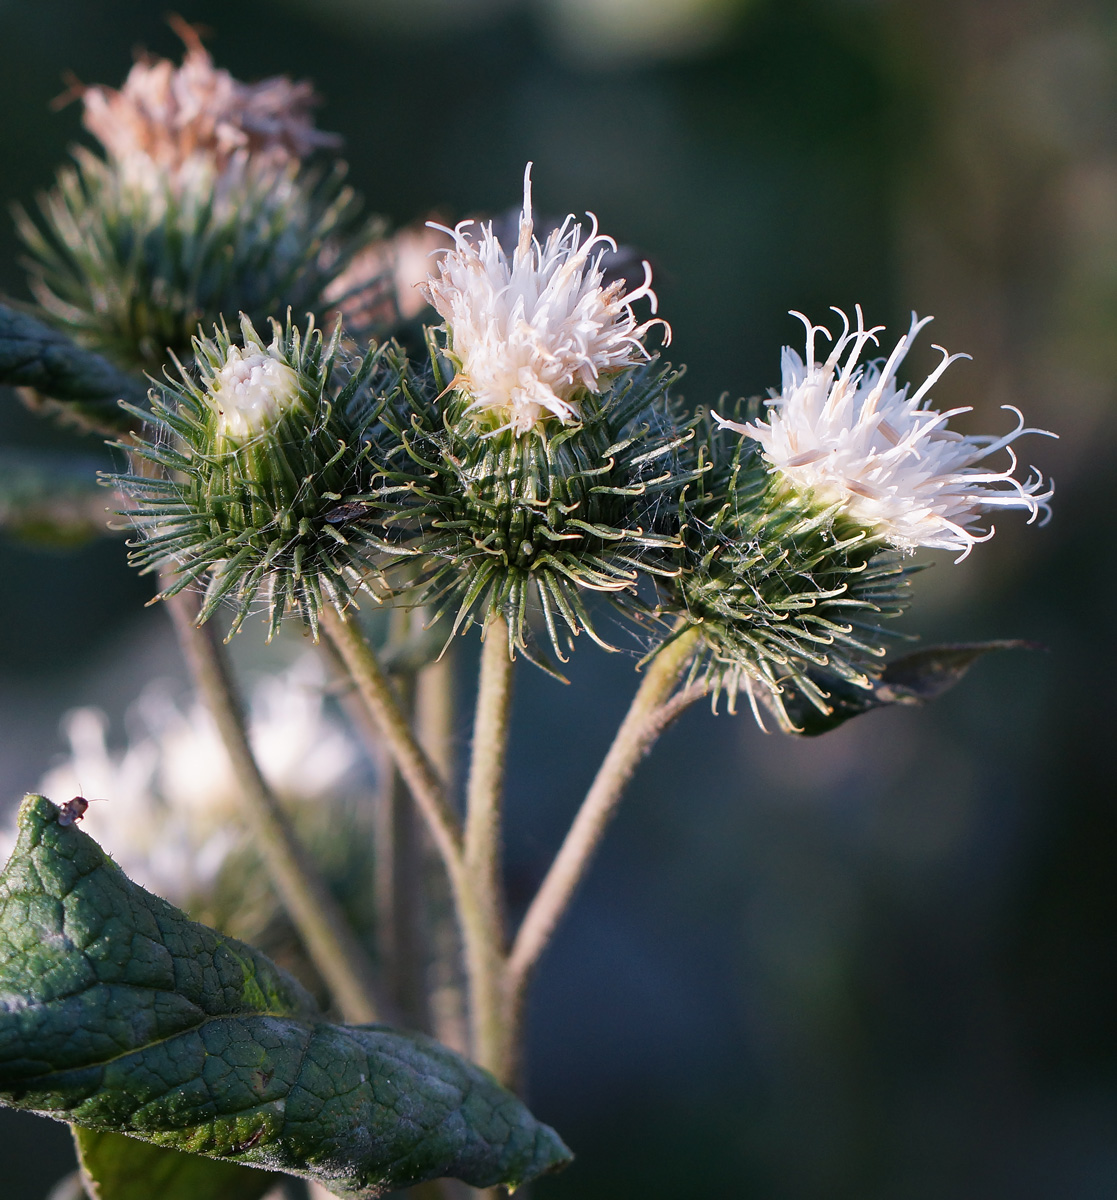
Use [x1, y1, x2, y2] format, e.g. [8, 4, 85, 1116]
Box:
[0, 448, 112, 547]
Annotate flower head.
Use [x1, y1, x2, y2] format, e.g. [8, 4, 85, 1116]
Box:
[422, 163, 669, 435]
[113, 314, 387, 640]
[0, 655, 361, 916]
[21, 24, 360, 373]
[715, 307, 1054, 559]
[80, 20, 339, 200]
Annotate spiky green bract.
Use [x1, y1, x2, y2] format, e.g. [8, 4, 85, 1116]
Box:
[357, 344, 697, 670]
[666, 401, 911, 732]
[16, 149, 375, 374]
[110, 315, 387, 640]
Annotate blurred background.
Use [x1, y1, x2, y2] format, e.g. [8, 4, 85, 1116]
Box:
[0, 0, 1113, 1196]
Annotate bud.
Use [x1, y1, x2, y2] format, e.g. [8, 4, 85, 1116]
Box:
[112, 314, 387, 640]
[208, 344, 302, 443]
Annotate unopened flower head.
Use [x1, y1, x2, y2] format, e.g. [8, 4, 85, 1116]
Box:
[715, 307, 1055, 560]
[209, 342, 302, 441]
[422, 163, 669, 435]
[80, 20, 339, 200]
[115, 314, 388, 640]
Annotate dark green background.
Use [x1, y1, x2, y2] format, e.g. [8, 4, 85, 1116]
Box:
[1, 0, 1112, 1197]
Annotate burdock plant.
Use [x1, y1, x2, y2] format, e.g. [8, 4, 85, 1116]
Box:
[0, 34, 1055, 1200]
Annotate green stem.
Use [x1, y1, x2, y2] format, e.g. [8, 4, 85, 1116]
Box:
[461, 616, 515, 1081]
[502, 626, 702, 1074]
[164, 589, 383, 1025]
[382, 673, 432, 1032]
[321, 606, 463, 871]
[416, 650, 471, 1057]
[416, 647, 457, 788]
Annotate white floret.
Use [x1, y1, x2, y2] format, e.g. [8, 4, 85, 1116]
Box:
[422, 162, 669, 435]
[715, 306, 1055, 560]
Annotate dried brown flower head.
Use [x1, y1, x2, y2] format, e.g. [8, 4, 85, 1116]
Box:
[79, 20, 340, 195]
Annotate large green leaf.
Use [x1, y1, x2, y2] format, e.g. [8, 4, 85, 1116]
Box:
[74, 1127, 278, 1200]
[0, 795, 570, 1197]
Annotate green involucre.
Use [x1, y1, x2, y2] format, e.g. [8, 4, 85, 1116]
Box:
[16, 149, 371, 374]
[666, 405, 911, 732]
[0, 794, 571, 1197]
[355, 343, 698, 670]
[111, 314, 390, 640]
[110, 318, 908, 696]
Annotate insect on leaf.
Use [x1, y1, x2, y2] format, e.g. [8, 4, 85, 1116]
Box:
[0, 795, 571, 1198]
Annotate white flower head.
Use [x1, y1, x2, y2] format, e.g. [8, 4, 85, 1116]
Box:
[208, 343, 301, 441]
[422, 162, 670, 435]
[0, 654, 361, 909]
[715, 307, 1055, 560]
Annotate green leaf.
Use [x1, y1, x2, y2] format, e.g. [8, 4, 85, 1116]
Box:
[781, 640, 1040, 736]
[0, 303, 144, 433]
[0, 795, 571, 1197]
[74, 1127, 278, 1200]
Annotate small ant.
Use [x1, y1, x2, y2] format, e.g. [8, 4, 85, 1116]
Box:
[57, 795, 105, 826]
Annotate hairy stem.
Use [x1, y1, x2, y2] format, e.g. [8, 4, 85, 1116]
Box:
[461, 617, 515, 1081]
[382, 681, 433, 1031]
[503, 626, 702, 1064]
[416, 650, 471, 1057]
[321, 606, 462, 871]
[164, 589, 383, 1024]
[416, 647, 457, 788]
[376, 610, 431, 1032]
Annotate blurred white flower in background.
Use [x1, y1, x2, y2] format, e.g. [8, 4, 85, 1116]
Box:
[0, 654, 361, 910]
[423, 162, 668, 434]
[715, 307, 1055, 560]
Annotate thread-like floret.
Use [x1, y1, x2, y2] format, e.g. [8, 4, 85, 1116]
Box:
[715, 307, 1055, 560]
[422, 163, 669, 435]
